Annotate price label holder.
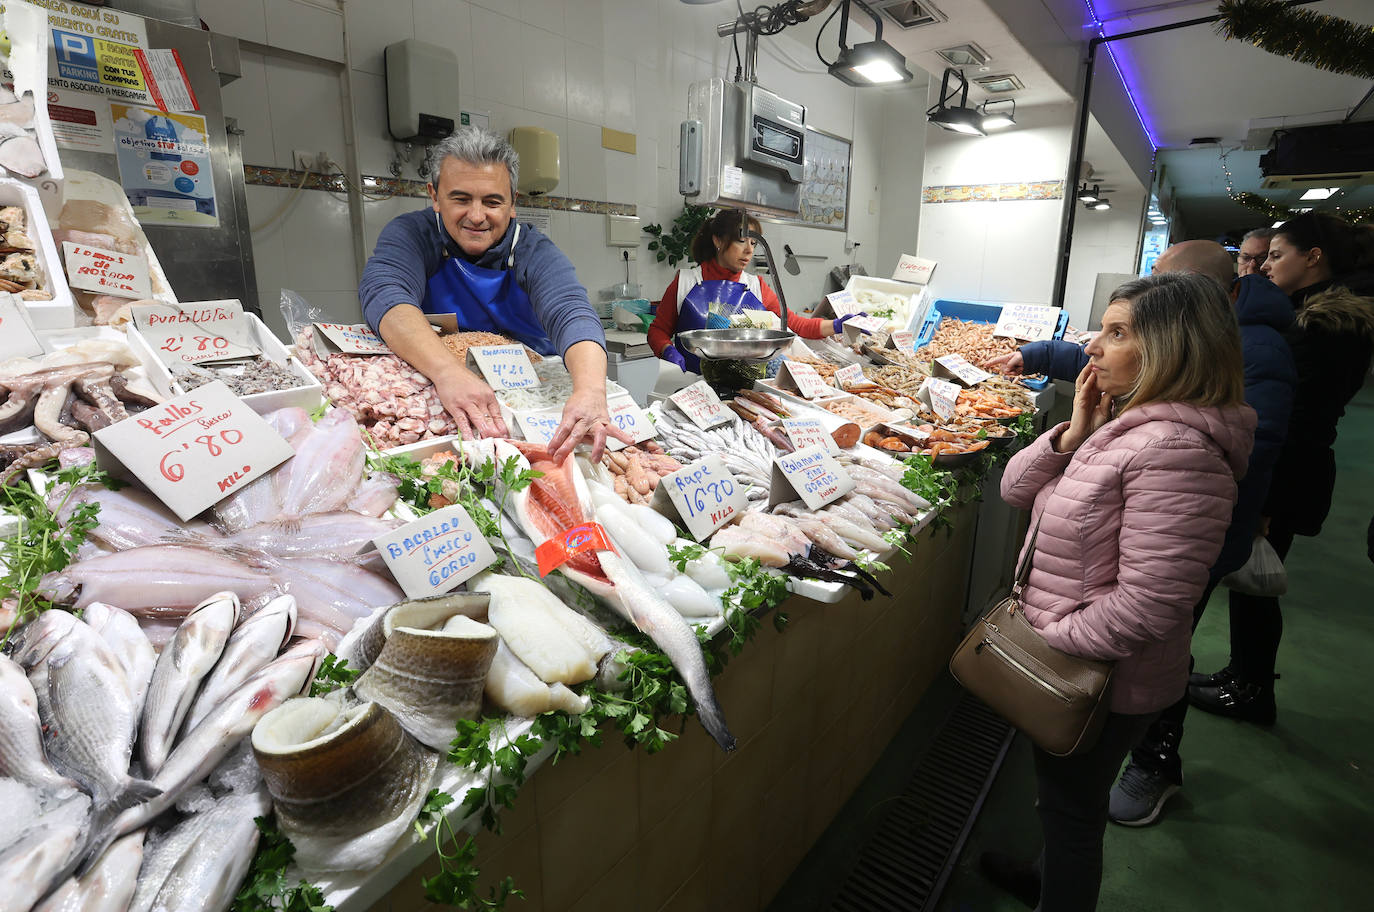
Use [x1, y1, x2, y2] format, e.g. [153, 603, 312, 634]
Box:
[891, 253, 937, 286]
[993, 303, 1061, 342]
[650, 454, 747, 541]
[92, 380, 295, 522]
[918, 376, 961, 422]
[841, 316, 890, 345]
[605, 394, 656, 451]
[774, 360, 832, 400]
[466, 345, 539, 390]
[815, 289, 861, 320]
[887, 330, 915, 352]
[768, 445, 855, 510]
[312, 322, 392, 356]
[513, 407, 563, 445]
[373, 504, 498, 598]
[934, 353, 992, 387]
[669, 380, 731, 429]
[782, 416, 839, 454]
[833, 363, 867, 391]
[132, 301, 260, 368]
[536, 521, 616, 577]
[0, 293, 45, 359]
[62, 242, 152, 299]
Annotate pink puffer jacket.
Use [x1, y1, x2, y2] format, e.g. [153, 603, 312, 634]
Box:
[1001, 401, 1257, 714]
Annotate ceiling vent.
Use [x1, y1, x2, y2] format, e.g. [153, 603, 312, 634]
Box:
[974, 73, 1023, 93]
[935, 43, 990, 68]
[874, 0, 946, 30]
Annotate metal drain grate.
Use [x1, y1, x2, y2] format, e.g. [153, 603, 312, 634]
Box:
[828, 692, 1014, 912]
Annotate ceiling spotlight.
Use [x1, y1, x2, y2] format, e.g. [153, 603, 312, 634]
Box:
[1299, 187, 1339, 201]
[827, 0, 914, 86]
[978, 99, 1015, 129]
[1077, 183, 1101, 203]
[1271, 220, 1286, 228]
[926, 67, 984, 135]
[1090, 199, 1111, 210]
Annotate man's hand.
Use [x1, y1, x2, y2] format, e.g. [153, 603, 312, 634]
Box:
[985, 350, 1026, 375]
[433, 365, 508, 440]
[1055, 362, 1112, 453]
[547, 386, 632, 464]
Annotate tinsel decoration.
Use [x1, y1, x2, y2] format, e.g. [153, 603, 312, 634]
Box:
[1216, 0, 1374, 81]
[1219, 151, 1373, 226]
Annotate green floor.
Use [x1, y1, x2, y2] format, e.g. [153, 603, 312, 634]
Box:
[774, 381, 1374, 912]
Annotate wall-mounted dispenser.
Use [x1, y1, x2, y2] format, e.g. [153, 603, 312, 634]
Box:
[385, 39, 460, 142]
[508, 126, 560, 195]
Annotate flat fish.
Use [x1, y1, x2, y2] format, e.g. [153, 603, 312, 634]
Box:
[182, 594, 296, 734]
[140, 593, 239, 776]
[39, 544, 276, 616]
[34, 830, 145, 912]
[213, 407, 312, 533]
[0, 654, 81, 795]
[222, 512, 402, 560]
[56, 485, 218, 553]
[277, 408, 365, 520]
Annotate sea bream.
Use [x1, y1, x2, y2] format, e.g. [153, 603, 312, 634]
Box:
[0, 653, 80, 796]
[33, 830, 145, 912]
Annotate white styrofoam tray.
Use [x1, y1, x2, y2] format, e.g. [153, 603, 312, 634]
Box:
[844, 274, 931, 333]
[0, 177, 75, 329]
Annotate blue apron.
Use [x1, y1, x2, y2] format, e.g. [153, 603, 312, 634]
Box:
[673, 278, 766, 372]
[425, 215, 557, 356]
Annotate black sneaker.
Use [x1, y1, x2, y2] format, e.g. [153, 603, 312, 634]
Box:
[978, 851, 1040, 909]
[1109, 759, 1182, 826]
[1188, 664, 1236, 688]
[1188, 679, 1277, 725]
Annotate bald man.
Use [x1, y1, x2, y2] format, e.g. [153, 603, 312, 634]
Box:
[1151, 238, 1237, 287]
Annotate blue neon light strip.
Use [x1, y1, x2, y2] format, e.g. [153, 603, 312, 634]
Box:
[1084, 0, 1160, 150]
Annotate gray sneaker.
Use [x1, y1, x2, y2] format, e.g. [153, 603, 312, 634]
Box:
[1109, 759, 1181, 827]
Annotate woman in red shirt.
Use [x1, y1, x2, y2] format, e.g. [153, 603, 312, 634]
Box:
[648, 209, 856, 371]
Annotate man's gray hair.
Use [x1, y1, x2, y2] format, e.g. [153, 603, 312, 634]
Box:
[425, 126, 520, 198]
[1241, 226, 1277, 244]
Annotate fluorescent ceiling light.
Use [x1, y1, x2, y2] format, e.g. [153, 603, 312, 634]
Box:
[974, 73, 1024, 93]
[1299, 187, 1338, 200]
[936, 43, 989, 67]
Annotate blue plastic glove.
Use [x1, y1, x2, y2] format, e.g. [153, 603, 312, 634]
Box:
[833, 311, 869, 331]
[661, 344, 687, 370]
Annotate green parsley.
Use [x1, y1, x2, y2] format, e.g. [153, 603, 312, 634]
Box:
[231, 818, 332, 912]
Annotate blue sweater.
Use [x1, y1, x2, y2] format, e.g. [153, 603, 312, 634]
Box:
[358, 209, 605, 357]
[1019, 275, 1296, 579]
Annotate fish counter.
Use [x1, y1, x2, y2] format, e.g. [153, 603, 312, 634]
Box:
[0, 313, 1044, 912]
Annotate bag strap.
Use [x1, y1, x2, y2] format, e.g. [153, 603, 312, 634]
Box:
[1011, 516, 1043, 599]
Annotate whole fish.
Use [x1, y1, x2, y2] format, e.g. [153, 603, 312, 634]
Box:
[108, 639, 326, 843]
[277, 408, 365, 520]
[81, 602, 156, 722]
[55, 485, 219, 553]
[39, 544, 276, 615]
[213, 405, 312, 533]
[347, 471, 400, 516]
[0, 654, 81, 795]
[220, 512, 401, 560]
[34, 830, 145, 912]
[182, 594, 296, 733]
[140, 592, 239, 776]
[139, 790, 269, 912]
[0, 816, 87, 912]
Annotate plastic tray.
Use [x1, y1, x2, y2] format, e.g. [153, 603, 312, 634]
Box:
[0, 177, 75, 328]
[916, 300, 1068, 390]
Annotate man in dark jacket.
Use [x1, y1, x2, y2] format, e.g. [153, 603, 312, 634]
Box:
[987, 240, 1297, 825]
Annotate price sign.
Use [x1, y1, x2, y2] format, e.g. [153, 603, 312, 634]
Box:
[513, 407, 563, 445]
[919, 377, 961, 421]
[313, 322, 392, 356]
[840, 315, 890, 346]
[891, 253, 936, 286]
[775, 360, 832, 400]
[133, 301, 260, 368]
[888, 331, 915, 351]
[62, 242, 152, 299]
[605, 395, 655, 451]
[934, 353, 992, 387]
[373, 504, 497, 598]
[650, 454, 747, 541]
[819, 289, 861, 319]
[782, 416, 838, 454]
[670, 380, 731, 429]
[0, 293, 44, 359]
[833, 363, 866, 390]
[466, 345, 539, 390]
[91, 381, 294, 522]
[993, 303, 1061, 342]
[768, 445, 855, 510]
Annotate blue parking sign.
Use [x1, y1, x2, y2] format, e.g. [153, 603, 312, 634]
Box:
[53, 29, 100, 83]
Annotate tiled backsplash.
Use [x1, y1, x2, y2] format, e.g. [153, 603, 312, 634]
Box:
[921, 180, 1065, 203]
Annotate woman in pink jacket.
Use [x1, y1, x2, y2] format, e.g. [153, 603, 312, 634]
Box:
[980, 272, 1257, 911]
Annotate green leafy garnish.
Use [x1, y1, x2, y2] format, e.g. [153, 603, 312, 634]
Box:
[449, 718, 543, 834]
[231, 818, 332, 912]
[309, 655, 359, 696]
[413, 788, 523, 909]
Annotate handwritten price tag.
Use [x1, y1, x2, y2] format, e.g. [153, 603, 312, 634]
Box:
[888, 331, 915, 351]
[670, 380, 731, 429]
[133, 301, 259, 367]
[782, 416, 838, 454]
[768, 445, 855, 510]
[62, 242, 152, 299]
[605, 395, 655, 451]
[0, 293, 44, 359]
[91, 380, 294, 521]
[776, 360, 832, 400]
[513, 407, 563, 445]
[313, 322, 391, 355]
[650, 454, 747, 541]
[891, 253, 936, 286]
[993, 303, 1060, 342]
[822, 289, 862, 319]
[833, 363, 866, 390]
[934, 353, 992, 387]
[919, 376, 961, 421]
[373, 504, 497, 598]
[466, 345, 539, 390]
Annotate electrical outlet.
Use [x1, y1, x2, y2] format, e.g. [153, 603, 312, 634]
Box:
[292, 150, 330, 172]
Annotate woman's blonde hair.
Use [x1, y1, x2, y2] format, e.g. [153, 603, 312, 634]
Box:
[1108, 272, 1245, 412]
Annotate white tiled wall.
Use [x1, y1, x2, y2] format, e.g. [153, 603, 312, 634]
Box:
[198, 0, 928, 333]
[1063, 192, 1148, 327]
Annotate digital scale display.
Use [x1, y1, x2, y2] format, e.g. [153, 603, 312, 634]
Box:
[752, 117, 802, 163]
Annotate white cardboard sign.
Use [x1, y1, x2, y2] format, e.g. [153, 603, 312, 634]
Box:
[313, 322, 392, 356]
[891, 253, 937, 286]
[833, 363, 866, 391]
[651, 454, 747, 541]
[132, 301, 260, 367]
[816, 289, 862, 320]
[919, 376, 962, 421]
[670, 380, 731, 429]
[91, 381, 294, 522]
[513, 407, 563, 445]
[769, 445, 855, 509]
[782, 416, 838, 454]
[62, 242, 152, 299]
[888, 331, 915, 351]
[0, 293, 44, 359]
[934, 353, 992, 387]
[993, 303, 1061, 342]
[373, 503, 497, 598]
[775, 360, 831, 400]
[606, 395, 656, 451]
[840, 316, 889, 345]
[466, 345, 539, 390]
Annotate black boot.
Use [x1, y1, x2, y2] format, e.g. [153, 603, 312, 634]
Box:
[978, 851, 1040, 909]
[1188, 664, 1236, 688]
[1188, 676, 1277, 725]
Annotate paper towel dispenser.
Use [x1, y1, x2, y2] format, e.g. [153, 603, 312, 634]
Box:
[509, 126, 560, 195]
[385, 39, 460, 143]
